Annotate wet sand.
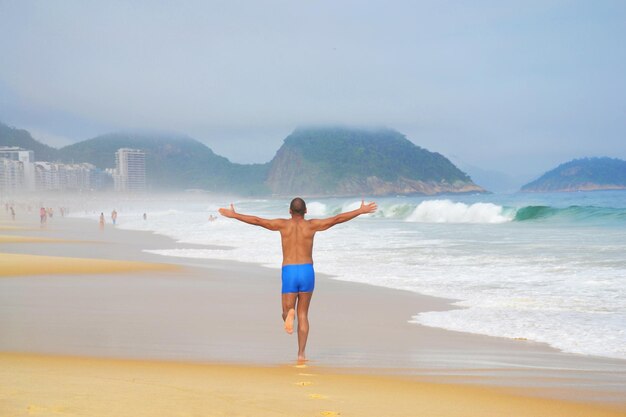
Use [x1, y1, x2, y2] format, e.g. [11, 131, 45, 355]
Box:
[0, 210, 625, 415]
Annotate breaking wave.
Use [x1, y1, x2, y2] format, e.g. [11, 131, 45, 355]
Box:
[306, 199, 626, 225]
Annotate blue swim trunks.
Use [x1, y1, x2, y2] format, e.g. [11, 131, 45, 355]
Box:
[281, 263, 315, 294]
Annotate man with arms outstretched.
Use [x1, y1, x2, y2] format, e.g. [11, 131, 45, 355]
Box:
[219, 198, 377, 361]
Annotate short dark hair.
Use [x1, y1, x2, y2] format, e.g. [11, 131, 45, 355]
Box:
[290, 197, 307, 215]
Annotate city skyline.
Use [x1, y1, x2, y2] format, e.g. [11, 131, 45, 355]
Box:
[0, 145, 141, 194]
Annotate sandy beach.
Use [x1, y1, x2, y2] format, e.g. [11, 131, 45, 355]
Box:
[1, 208, 625, 416]
[3, 352, 625, 417]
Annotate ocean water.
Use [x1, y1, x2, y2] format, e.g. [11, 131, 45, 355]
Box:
[71, 191, 626, 360]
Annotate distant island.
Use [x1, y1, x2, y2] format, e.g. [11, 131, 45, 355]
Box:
[1, 122, 484, 196]
[521, 157, 626, 192]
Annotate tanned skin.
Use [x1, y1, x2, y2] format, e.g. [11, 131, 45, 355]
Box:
[219, 199, 377, 361]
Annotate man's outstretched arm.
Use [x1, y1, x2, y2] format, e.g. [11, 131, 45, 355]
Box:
[219, 204, 285, 231]
[311, 200, 377, 231]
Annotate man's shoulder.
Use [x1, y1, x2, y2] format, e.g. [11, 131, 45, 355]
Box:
[284, 218, 317, 228]
[272, 218, 291, 227]
[304, 218, 326, 231]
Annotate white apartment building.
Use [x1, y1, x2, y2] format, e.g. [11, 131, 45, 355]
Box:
[114, 148, 146, 192]
[34, 162, 62, 190]
[65, 163, 93, 190]
[35, 162, 108, 192]
[0, 146, 36, 192]
[0, 157, 24, 194]
[0, 146, 115, 193]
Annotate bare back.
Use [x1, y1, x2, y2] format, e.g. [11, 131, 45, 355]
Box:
[278, 217, 317, 266]
[219, 200, 377, 267]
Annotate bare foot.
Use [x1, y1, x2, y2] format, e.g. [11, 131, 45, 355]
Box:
[297, 355, 307, 363]
[284, 308, 295, 334]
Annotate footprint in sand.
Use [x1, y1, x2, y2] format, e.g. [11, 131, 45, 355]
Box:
[308, 393, 328, 400]
[295, 381, 313, 386]
[320, 411, 340, 416]
[27, 405, 50, 415]
[27, 404, 69, 415]
[27, 405, 52, 415]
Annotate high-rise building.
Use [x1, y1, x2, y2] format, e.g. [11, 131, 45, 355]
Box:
[0, 158, 24, 194]
[0, 146, 35, 193]
[0, 146, 34, 163]
[114, 148, 146, 192]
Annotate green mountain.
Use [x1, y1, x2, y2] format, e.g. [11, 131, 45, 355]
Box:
[521, 157, 626, 192]
[0, 122, 60, 161]
[2, 122, 484, 196]
[59, 133, 269, 194]
[266, 127, 484, 196]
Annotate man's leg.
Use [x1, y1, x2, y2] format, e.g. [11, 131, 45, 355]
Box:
[296, 291, 313, 361]
[282, 293, 297, 334]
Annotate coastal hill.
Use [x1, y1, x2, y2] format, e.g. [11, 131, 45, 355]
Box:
[59, 133, 270, 195]
[1, 122, 483, 196]
[521, 157, 626, 192]
[0, 122, 59, 161]
[266, 127, 484, 196]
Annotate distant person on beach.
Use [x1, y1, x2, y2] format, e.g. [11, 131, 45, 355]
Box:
[99, 212, 105, 230]
[10, 206, 15, 220]
[111, 209, 118, 225]
[219, 197, 377, 361]
[39, 207, 47, 225]
[143, 213, 147, 221]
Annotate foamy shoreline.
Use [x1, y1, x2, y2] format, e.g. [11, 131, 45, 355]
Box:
[71, 193, 626, 360]
[1, 210, 625, 410]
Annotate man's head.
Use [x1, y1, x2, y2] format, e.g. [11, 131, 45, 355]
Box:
[289, 197, 307, 216]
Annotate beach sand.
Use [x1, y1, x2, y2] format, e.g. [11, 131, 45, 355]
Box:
[1, 210, 625, 415]
[0, 235, 68, 244]
[2, 352, 624, 417]
[0, 253, 179, 277]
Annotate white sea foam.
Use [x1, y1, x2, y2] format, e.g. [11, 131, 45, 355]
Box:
[413, 308, 626, 359]
[406, 200, 513, 223]
[378, 203, 414, 219]
[306, 201, 328, 216]
[341, 200, 363, 213]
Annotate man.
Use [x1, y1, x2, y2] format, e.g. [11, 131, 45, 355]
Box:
[219, 197, 377, 361]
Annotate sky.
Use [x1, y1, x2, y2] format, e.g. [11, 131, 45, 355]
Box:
[1, 0, 625, 183]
